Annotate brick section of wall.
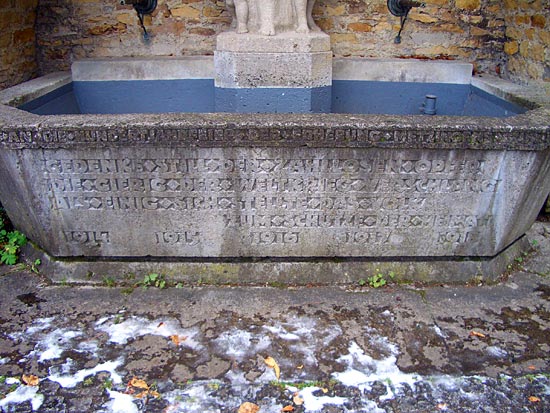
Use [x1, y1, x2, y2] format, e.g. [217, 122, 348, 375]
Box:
[24, 0, 550, 85]
[502, 0, 549, 83]
[0, 0, 39, 90]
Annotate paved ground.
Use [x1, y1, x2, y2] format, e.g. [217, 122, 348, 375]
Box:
[0, 222, 549, 412]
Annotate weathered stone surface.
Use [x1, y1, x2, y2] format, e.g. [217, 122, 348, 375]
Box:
[1, 143, 547, 260]
[0, 68, 549, 283]
[0, 71, 549, 274]
[215, 31, 331, 90]
[214, 31, 332, 112]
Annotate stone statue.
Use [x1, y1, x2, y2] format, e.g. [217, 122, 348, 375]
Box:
[226, 0, 320, 36]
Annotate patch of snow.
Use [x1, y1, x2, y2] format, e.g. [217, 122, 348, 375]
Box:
[225, 370, 249, 386]
[486, 346, 508, 358]
[433, 325, 446, 338]
[214, 329, 271, 360]
[299, 387, 347, 412]
[5, 377, 21, 385]
[9, 317, 55, 340]
[103, 390, 139, 413]
[48, 358, 124, 388]
[33, 328, 82, 362]
[95, 316, 110, 326]
[0, 385, 44, 411]
[264, 324, 301, 341]
[263, 316, 342, 367]
[381, 310, 393, 317]
[332, 341, 421, 400]
[0, 357, 9, 365]
[97, 316, 202, 350]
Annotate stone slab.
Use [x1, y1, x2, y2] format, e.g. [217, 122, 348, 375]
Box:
[71, 57, 214, 81]
[214, 50, 332, 88]
[333, 58, 473, 85]
[0, 72, 71, 107]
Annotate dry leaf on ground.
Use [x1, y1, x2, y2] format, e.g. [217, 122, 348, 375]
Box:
[238, 401, 260, 413]
[529, 396, 541, 403]
[264, 356, 281, 380]
[128, 377, 149, 389]
[170, 335, 187, 345]
[293, 392, 304, 405]
[282, 405, 294, 412]
[469, 331, 486, 338]
[22, 374, 39, 386]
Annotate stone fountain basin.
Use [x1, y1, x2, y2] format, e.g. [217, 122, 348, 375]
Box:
[0, 58, 548, 284]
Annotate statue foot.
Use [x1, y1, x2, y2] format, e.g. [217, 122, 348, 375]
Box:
[296, 24, 310, 33]
[236, 25, 249, 34]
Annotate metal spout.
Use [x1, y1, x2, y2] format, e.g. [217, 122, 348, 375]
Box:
[387, 0, 425, 17]
[420, 95, 437, 115]
[398, 0, 425, 9]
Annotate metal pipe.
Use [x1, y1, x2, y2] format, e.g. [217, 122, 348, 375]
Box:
[420, 95, 437, 115]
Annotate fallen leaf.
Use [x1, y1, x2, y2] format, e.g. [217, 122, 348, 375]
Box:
[469, 331, 486, 338]
[135, 390, 149, 399]
[292, 392, 304, 405]
[528, 365, 536, 371]
[321, 388, 328, 393]
[529, 396, 541, 403]
[149, 390, 160, 398]
[282, 406, 294, 412]
[128, 377, 149, 389]
[296, 365, 304, 370]
[170, 335, 187, 345]
[157, 322, 165, 328]
[22, 374, 39, 386]
[264, 356, 280, 380]
[238, 402, 260, 413]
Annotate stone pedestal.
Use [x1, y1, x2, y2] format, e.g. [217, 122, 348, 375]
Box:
[214, 31, 332, 113]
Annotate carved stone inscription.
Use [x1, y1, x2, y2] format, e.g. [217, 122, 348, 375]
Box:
[41, 148, 500, 257]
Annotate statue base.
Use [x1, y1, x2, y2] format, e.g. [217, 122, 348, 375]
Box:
[214, 31, 332, 113]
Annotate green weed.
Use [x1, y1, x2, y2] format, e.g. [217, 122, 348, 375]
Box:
[102, 276, 116, 288]
[140, 273, 167, 289]
[368, 270, 396, 288]
[0, 210, 27, 265]
[102, 377, 113, 390]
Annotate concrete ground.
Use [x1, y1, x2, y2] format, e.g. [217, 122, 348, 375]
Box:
[0, 222, 549, 413]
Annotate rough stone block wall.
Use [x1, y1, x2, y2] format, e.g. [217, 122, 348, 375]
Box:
[36, 0, 509, 76]
[0, 0, 547, 86]
[0, 0, 38, 90]
[502, 0, 549, 84]
[316, 0, 506, 76]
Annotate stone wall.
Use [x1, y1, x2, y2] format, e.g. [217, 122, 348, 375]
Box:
[36, 0, 509, 76]
[0, 0, 38, 90]
[502, 0, 549, 83]
[2, 0, 548, 88]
